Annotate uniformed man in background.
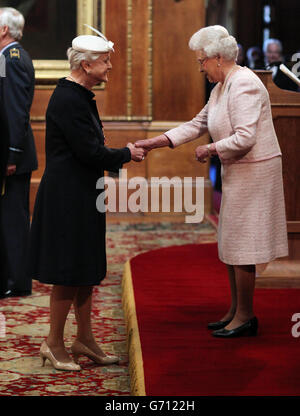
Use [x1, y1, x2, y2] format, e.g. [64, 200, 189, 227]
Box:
[0, 61, 9, 196]
[0, 7, 37, 298]
[0, 59, 9, 297]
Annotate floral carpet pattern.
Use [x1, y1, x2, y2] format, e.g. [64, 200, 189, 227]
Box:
[0, 221, 216, 396]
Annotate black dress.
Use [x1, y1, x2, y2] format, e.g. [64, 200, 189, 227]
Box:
[28, 79, 131, 286]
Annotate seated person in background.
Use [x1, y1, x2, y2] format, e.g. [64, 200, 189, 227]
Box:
[236, 44, 245, 66]
[246, 46, 265, 70]
[263, 38, 298, 91]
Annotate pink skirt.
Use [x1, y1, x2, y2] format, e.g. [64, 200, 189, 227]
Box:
[218, 156, 288, 265]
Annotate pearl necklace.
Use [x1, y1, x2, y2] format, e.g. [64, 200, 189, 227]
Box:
[220, 65, 240, 94]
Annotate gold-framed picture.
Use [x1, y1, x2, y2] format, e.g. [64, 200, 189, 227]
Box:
[0, 0, 105, 81]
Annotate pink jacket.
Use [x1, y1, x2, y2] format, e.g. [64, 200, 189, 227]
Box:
[165, 67, 282, 164]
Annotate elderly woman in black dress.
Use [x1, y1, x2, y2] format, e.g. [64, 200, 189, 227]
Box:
[29, 31, 145, 371]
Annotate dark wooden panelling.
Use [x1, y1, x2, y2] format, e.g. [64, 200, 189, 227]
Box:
[29, 1, 211, 217]
[257, 71, 300, 224]
[234, 0, 263, 53]
[255, 71, 300, 268]
[273, 0, 300, 57]
[31, 123, 46, 180]
[273, 116, 300, 221]
[234, 0, 300, 58]
[103, 0, 128, 116]
[103, 123, 148, 178]
[152, 0, 205, 121]
[31, 1, 207, 121]
[30, 121, 212, 215]
[31, 89, 53, 119]
[131, 0, 151, 117]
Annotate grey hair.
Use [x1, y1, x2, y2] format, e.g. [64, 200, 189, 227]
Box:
[67, 47, 102, 70]
[263, 38, 282, 54]
[0, 7, 25, 41]
[189, 25, 238, 62]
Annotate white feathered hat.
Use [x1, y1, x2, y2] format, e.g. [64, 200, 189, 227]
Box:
[72, 24, 114, 53]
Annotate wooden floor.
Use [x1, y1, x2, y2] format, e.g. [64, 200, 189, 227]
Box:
[256, 260, 300, 288]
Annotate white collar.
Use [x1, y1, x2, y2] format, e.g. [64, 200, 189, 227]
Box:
[0, 41, 19, 55]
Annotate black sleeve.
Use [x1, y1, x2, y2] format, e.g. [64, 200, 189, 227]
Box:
[0, 84, 9, 187]
[3, 57, 31, 164]
[52, 94, 131, 171]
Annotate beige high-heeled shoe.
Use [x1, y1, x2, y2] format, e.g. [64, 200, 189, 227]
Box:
[40, 341, 81, 371]
[71, 340, 119, 365]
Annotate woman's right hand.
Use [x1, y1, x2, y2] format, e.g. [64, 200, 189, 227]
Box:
[127, 142, 146, 162]
[135, 134, 171, 151]
[134, 139, 155, 152]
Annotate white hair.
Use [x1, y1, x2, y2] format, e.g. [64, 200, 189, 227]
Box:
[189, 25, 238, 62]
[263, 38, 282, 54]
[0, 7, 25, 41]
[67, 47, 101, 70]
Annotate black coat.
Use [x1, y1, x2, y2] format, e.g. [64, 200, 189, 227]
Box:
[0, 80, 9, 193]
[28, 79, 131, 286]
[3, 43, 37, 174]
[0, 79, 9, 295]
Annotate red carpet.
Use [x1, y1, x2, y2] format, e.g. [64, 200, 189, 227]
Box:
[129, 243, 300, 396]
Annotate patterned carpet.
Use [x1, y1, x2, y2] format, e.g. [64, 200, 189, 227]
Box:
[0, 221, 216, 396]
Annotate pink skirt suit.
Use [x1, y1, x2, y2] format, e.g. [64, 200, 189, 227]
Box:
[165, 67, 288, 265]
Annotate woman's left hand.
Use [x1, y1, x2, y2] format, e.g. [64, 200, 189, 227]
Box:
[195, 145, 209, 163]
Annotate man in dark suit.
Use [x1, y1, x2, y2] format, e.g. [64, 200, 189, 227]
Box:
[0, 70, 9, 297]
[0, 81, 9, 196]
[0, 7, 37, 298]
[263, 38, 298, 92]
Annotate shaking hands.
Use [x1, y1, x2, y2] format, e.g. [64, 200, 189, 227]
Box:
[129, 137, 217, 164]
[127, 142, 147, 162]
[127, 135, 173, 162]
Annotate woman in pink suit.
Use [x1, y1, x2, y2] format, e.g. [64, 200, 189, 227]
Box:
[135, 25, 288, 338]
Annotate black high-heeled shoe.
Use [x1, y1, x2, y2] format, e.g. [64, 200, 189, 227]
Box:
[207, 319, 232, 330]
[212, 317, 258, 338]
